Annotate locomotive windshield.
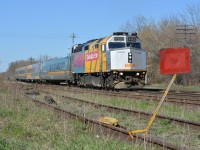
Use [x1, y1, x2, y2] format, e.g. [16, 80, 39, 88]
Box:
[108, 42, 125, 49]
[108, 42, 141, 49]
[127, 42, 141, 49]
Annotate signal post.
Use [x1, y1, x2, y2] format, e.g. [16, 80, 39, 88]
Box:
[129, 47, 191, 139]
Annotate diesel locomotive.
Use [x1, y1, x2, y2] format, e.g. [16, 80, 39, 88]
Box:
[15, 32, 147, 89]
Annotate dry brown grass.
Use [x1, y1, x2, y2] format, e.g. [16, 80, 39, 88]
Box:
[39, 86, 200, 149]
[0, 83, 161, 150]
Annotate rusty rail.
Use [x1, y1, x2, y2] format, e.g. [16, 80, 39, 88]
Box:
[23, 93, 187, 150]
[39, 89, 200, 130]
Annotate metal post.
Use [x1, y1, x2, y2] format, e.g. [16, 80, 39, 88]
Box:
[129, 74, 176, 139]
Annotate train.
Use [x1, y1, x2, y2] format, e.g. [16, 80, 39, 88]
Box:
[15, 32, 147, 89]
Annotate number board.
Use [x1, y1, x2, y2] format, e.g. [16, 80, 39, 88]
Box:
[127, 37, 136, 42]
[114, 37, 124, 41]
[160, 48, 190, 74]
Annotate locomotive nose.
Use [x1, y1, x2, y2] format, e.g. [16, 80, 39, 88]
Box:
[110, 48, 146, 71]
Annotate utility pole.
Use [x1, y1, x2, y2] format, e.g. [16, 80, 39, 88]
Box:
[70, 33, 76, 54]
[70, 33, 76, 47]
[69, 33, 76, 80]
[176, 24, 196, 86]
[176, 24, 196, 47]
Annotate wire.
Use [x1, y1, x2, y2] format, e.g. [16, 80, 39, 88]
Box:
[0, 32, 72, 38]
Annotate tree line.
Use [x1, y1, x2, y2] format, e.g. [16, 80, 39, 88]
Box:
[120, 4, 200, 85]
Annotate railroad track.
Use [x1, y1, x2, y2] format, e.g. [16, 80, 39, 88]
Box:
[36, 88, 200, 131]
[43, 84, 200, 107]
[14, 81, 200, 106]
[22, 90, 188, 150]
[137, 90, 200, 102]
[10, 82, 199, 149]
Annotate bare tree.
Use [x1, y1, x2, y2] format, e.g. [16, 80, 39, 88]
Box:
[120, 11, 200, 85]
[180, 4, 200, 27]
[37, 55, 52, 62]
[178, 4, 200, 85]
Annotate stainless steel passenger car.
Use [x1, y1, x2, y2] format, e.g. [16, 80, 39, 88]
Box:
[40, 57, 71, 82]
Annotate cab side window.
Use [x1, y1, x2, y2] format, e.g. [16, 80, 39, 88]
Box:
[84, 45, 89, 51]
[102, 44, 106, 52]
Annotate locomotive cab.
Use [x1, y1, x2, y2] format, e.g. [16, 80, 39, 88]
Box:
[105, 32, 147, 89]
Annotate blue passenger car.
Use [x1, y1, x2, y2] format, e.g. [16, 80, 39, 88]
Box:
[40, 57, 71, 82]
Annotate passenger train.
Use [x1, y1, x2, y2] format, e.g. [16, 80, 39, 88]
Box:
[15, 32, 147, 89]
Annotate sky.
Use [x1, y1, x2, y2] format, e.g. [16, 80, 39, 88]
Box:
[0, 0, 199, 72]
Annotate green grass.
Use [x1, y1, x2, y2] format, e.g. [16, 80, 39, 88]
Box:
[0, 109, 15, 118]
[0, 84, 161, 150]
[0, 137, 29, 150]
[43, 88, 200, 149]
[145, 83, 200, 91]
[1, 83, 199, 149]
[62, 91, 200, 122]
[35, 92, 200, 149]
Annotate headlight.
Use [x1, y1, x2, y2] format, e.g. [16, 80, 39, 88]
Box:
[120, 72, 123, 75]
[136, 73, 139, 76]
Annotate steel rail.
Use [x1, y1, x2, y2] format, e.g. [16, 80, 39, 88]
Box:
[23, 92, 187, 150]
[15, 81, 200, 106]
[45, 85, 200, 106]
[39, 90, 200, 130]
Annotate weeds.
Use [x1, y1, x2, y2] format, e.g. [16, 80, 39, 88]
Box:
[43, 87, 200, 149]
[64, 91, 200, 122]
[0, 83, 159, 150]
